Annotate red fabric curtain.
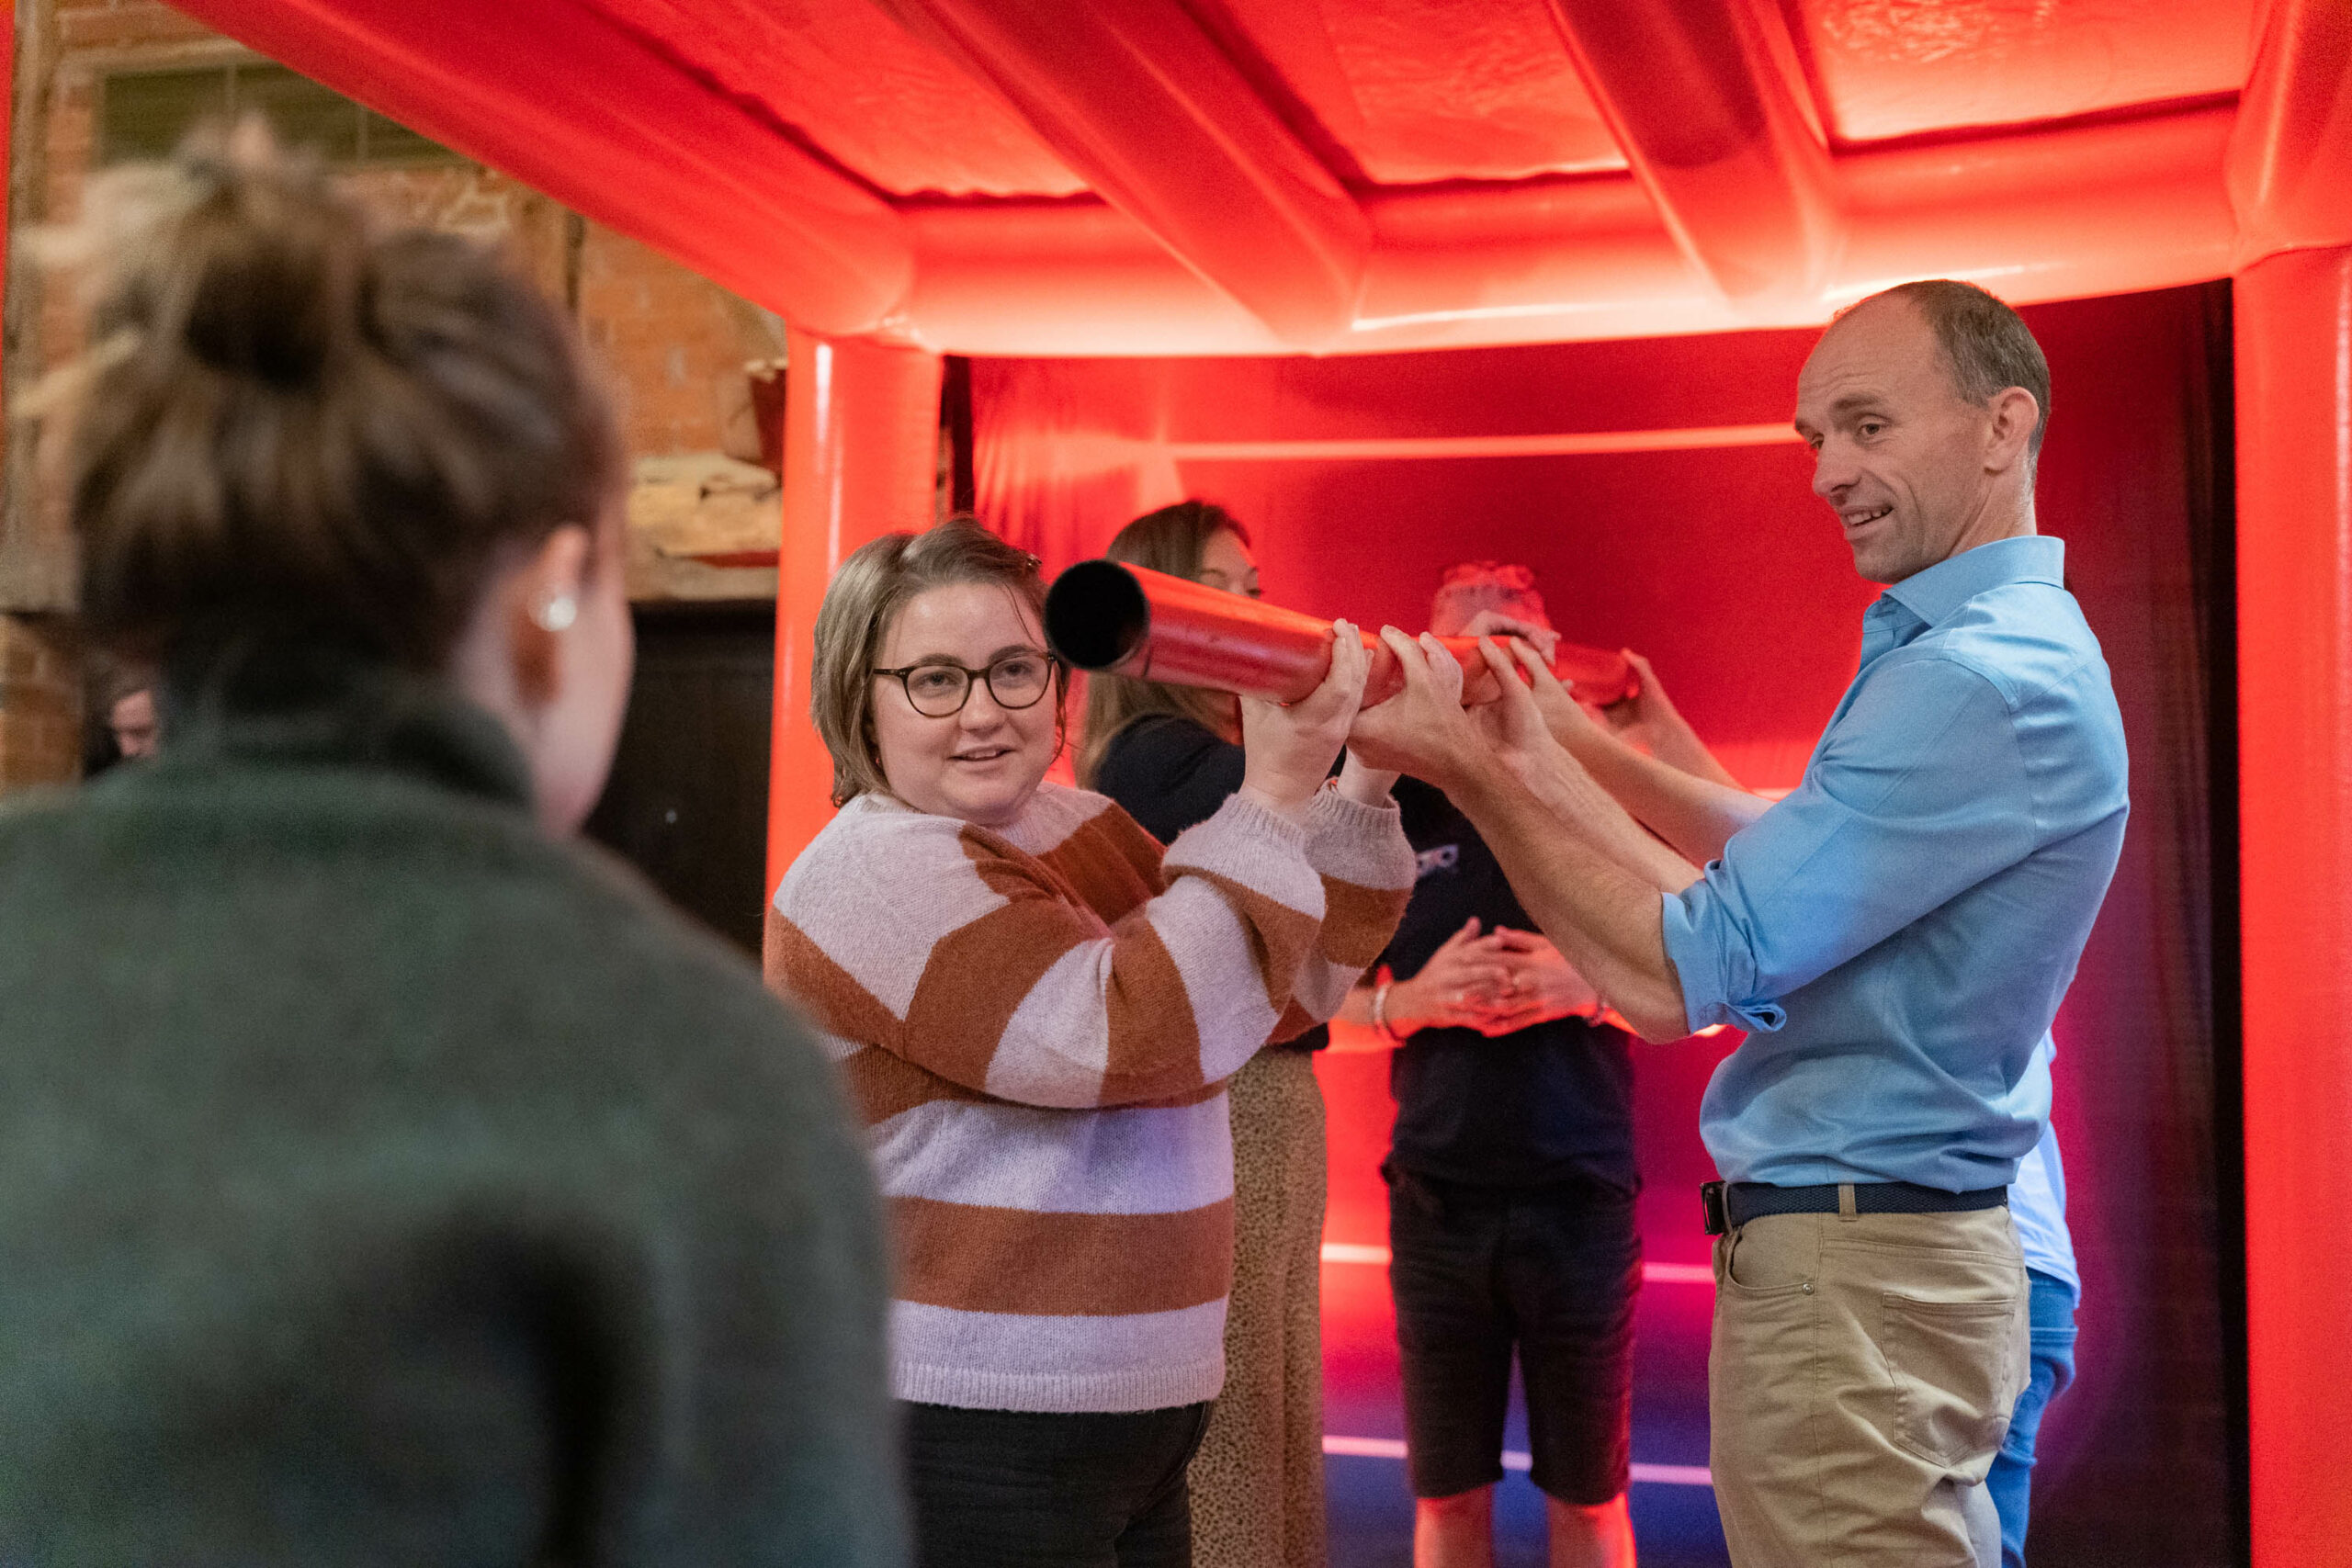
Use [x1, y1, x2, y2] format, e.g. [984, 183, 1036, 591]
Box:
[971, 359, 1183, 575]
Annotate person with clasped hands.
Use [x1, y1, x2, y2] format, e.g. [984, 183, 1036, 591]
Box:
[1350, 280, 2128, 1567]
[1332, 560, 1736, 1568]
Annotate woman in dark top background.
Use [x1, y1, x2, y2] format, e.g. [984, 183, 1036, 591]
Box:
[1083, 502, 1351, 1568]
[1081, 502, 1263, 839]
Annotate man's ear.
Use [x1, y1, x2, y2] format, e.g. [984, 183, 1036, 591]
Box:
[506, 525, 594, 706]
[1984, 387, 2041, 475]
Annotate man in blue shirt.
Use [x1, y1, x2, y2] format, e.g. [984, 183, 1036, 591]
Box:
[1351, 280, 2127, 1567]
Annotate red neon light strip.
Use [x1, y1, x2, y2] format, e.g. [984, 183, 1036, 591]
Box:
[684, 423, 1804, 568]
[1322, 1243, 1711, 1286]
[1165, 423, 1804, 462]
[1322, 1435, 1712, 1487]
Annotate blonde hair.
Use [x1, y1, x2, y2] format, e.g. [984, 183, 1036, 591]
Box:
[810, 516, 1057, 806]
[1076, 502, 1249, 785]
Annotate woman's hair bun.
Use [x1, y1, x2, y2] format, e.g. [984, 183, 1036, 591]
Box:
[46, 118, 364, 392]
[30, 118, 623, 673]
[172, 142, 364, 389]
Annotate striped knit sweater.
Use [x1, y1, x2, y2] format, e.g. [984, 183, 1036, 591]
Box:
[769, 781, 1412, 1414]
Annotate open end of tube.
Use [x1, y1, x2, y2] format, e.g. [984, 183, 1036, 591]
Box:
[1044, 559, 1152, 671]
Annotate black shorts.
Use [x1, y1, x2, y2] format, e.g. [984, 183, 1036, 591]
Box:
[1385, 1167, 1640, 1506]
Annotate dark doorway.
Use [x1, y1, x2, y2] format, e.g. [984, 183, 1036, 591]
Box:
[586, 603, 775, 959]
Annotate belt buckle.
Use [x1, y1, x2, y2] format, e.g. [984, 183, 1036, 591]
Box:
[1701, 1179, 1729, 1236]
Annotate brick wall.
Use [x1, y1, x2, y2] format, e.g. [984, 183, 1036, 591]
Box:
[0, 614, 81, 789]
[581, 225, 788, 458]
[35, 0, 781, 460]
[1, 1, 791, 793]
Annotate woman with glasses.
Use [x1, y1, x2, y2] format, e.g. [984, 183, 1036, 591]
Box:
[1081, 501, 1357, 1568]
[767, 516, 1414, 1568]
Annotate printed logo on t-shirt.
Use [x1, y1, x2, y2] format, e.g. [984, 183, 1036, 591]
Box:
[1414, 844, 1460, 881]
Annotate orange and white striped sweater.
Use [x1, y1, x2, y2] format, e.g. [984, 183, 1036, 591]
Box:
[769, 781, 1412, 1414]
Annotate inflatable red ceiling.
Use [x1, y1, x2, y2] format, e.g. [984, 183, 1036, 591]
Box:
[123, 7, 2352, 1563]
[168, 0, 2308, 356]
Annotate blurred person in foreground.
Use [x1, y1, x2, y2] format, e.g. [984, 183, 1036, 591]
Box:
[768, 515, 1412, 1568]
[1080, 501, 1344, 1568]
[0, 125, 906, 1567]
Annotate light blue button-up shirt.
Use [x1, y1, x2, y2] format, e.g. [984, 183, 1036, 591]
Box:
[1660, 536, 2128, 1191]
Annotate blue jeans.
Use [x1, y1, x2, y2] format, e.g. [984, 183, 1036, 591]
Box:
[1984, 1269, 2079, 1568]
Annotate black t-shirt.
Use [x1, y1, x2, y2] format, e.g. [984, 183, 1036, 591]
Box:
[1091, 714, 1327, 1052]
[1092, 714, 1246, 847]
[1382, 776, 1637, 1193]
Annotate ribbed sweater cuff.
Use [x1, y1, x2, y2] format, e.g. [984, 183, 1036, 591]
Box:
[1194, 789, 1310, 852]
[1160, 791, 1319, 904]
[1306, 784, 1399, 835]
[1304, 784, 1415, 886]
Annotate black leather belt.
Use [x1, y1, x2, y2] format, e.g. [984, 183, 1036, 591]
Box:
[1701, 1179, 2007, 1236]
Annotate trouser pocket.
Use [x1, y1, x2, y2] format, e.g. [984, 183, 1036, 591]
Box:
[1879, 1285, 2024, 1471]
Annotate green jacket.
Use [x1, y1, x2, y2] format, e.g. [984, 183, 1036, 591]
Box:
[0, 660, 908, 1567]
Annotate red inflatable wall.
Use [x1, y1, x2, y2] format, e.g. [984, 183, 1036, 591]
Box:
[975, 283, 2238, 1558]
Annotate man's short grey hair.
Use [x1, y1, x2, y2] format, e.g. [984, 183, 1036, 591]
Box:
[1430, 560, 1550, 637]
[1860, 279, 2052, 462]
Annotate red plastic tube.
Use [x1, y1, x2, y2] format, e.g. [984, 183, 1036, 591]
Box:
[1044, 559, 1635, 708]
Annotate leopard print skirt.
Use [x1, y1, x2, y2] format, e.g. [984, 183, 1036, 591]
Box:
[1188, 1046, 1329, 1568]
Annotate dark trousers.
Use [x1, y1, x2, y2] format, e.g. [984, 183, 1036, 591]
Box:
[903, 1400, 1212, 1568]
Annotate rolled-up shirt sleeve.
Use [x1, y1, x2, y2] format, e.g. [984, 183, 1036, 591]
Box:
[1660, 655, 2039, 1035]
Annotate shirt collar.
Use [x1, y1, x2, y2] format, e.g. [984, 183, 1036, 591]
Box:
[1881, 535, 2064, 628]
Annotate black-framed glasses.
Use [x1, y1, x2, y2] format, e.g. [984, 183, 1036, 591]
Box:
[873, 650, 1060, 717]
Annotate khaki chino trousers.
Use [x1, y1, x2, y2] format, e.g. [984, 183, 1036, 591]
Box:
[1709, 1204, 2030, 1568]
